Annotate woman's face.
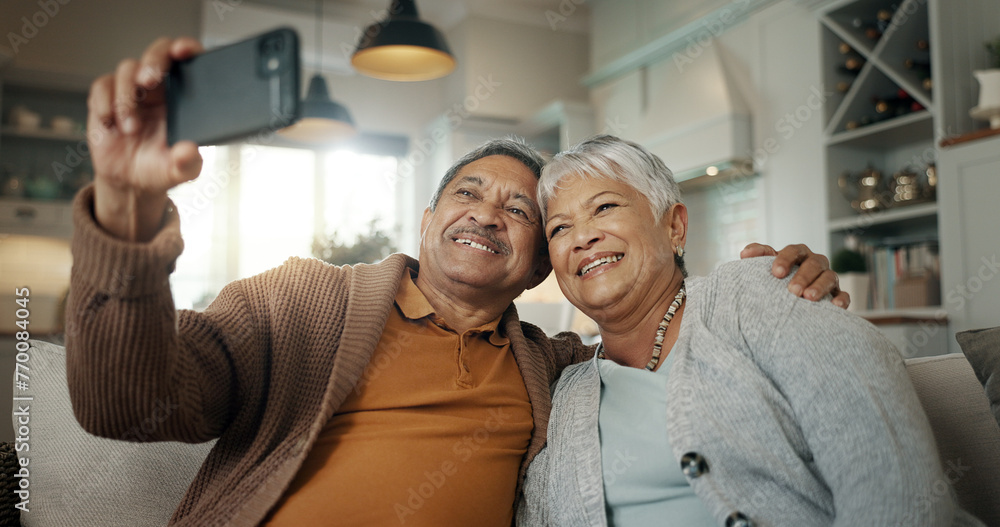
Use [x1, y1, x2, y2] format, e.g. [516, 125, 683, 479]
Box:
[544, 175, 686, 321]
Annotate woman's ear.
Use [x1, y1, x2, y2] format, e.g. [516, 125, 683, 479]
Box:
[666, 203, 688, 250]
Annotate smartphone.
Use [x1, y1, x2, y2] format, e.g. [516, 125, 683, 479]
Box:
[166, 27, 300, 146]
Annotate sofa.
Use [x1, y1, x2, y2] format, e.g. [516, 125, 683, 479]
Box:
[3, 330, 999, 526]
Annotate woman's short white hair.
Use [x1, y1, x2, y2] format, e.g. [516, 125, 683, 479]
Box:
[538, 134, 683, 223]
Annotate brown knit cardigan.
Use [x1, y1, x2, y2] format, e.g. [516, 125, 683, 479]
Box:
[65, 186, 592, 526]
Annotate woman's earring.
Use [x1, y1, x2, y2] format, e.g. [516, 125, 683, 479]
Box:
[676, 246, 684, 258]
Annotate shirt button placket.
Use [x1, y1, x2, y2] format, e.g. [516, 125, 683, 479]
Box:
[456, 332, 473, 388]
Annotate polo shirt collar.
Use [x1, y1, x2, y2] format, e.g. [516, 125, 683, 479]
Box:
[396, 270, 509, 346]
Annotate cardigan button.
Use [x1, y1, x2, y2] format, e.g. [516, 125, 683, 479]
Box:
[679, 452, 708, 478]
[725, 511, 753, 527]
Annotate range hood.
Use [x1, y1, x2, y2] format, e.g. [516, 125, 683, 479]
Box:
[639, 42, 754, 189]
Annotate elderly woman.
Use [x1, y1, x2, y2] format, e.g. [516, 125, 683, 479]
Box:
[518, 135, 981, 526]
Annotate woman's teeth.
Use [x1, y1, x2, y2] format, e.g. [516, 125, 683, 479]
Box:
[580, 255, 622, 275]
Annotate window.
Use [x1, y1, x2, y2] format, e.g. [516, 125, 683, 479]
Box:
[321, 150, 399, 248]
[238, 146, 316, 277]
[168, 145, 401, 310]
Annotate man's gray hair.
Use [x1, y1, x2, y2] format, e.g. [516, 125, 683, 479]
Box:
[537, 134, 683, 222]
[429, 136, 546, 210]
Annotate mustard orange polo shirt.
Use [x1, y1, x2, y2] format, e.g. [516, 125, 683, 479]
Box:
[264, 271, 534, 526]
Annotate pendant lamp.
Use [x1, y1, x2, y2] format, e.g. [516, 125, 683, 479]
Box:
[351, 0, 456, 81]
[279, 0, 356, 143]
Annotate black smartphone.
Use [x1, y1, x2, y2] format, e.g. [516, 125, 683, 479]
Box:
[166, 27, 300, 146]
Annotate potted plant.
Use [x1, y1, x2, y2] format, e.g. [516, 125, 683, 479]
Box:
[312, 219, 397, 266]
[832, 247, 869, 312]
[987, 36, 1000, 68]
[971, 35, 1000, 128]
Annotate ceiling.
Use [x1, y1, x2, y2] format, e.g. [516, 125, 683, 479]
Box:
[245, 0, 590, 32]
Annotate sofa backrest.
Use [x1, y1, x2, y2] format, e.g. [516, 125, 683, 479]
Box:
[905, 353, 1000, 525]
[11, 340, 214, 527]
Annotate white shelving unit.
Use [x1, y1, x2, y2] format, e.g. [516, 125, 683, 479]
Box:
[0, 81, 90, 214]
[820, 0, 999, 326]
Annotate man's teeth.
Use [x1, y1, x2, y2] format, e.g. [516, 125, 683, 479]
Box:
[581, 255, 622, 275]
[455, 238, 498, 254]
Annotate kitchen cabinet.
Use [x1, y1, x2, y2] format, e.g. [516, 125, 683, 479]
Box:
[937, 133, 1000, 352]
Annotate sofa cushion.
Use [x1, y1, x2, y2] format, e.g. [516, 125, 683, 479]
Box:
[905, 353, 1000, 526]
[956, 326, 1000, 428]
[12, 340, 214, 527]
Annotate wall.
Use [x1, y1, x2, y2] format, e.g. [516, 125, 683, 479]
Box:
[722, 2, 828, 254]
[590, 0, 738, 73]
[451, 16, 589, 121]
[0, 0, 202, 87]
[586, 0, 829, 269]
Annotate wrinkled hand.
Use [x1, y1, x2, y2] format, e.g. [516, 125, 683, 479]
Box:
[88, 37, 204, 241]
[741, 243, 850, 309]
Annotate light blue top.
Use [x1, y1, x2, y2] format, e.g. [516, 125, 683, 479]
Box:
[597, 351, 714, 526]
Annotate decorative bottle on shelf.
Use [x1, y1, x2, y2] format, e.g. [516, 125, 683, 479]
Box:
[876, 8, 895, 32]
[851, 17, 882, 41]
[904, 59, 932, 76]
[838, 56, 866, 76]
[902, 59, 933, 94]
[873, 90, 920, 120]
[845, 116, 873, 130]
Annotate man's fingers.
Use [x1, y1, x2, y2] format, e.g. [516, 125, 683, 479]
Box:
[135, 37, 204, 88]
[170, 37, 205, 60]
[796, 268, 840, 300]
[169, 141, 203, 186]
[741, 242, 776, 259]
[771, 244, 809, 278]
[88, 74, 116, 133]
[137, 37, 173, 89]
[832, 290, 851, 309]
[113, 59, 140, 135]
[786, 255, 822, 296]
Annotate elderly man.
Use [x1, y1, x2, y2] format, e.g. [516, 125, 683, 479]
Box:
[66, 38, 844, 526]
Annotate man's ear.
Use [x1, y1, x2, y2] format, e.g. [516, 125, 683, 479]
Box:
[526, 251, 553, 290]
[420, 207, 432, 237]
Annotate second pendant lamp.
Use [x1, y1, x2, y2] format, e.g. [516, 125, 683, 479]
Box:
[280, 0, 356, 144]
[352, 0, 456, 81]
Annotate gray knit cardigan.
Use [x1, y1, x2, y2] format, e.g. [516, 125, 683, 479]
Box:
[517, 258, 984, 527]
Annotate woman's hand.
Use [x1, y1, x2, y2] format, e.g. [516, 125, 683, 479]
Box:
[88, 37, 205, 242]
[741, 243, 850, 309]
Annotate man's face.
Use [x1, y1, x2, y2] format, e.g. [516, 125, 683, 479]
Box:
[417, 155, 550, 304]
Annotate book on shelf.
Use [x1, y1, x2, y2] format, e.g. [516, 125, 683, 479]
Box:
[859, 238, 940, 310]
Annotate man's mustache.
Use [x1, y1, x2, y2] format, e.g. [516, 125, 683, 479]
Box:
[447, 226, 511, 256]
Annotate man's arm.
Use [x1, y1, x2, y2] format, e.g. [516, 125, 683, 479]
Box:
[741, 243, 849, 308]
[66, 37, 249, 443]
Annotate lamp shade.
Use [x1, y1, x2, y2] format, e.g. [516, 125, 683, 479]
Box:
[279, 74, 356, 143]
[352, 0, 456, 81]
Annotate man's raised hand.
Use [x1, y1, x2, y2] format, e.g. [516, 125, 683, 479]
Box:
[88, 37, 204, 242]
